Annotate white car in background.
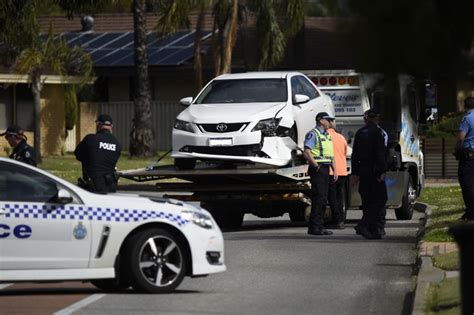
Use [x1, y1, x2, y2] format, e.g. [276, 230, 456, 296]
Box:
[172, 71, 334, 169]
[0, 157, 225, 293]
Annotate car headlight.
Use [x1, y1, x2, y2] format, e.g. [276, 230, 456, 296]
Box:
[174, 119, 194, 133]
[181, 210, 213, 229]
[251, 118, 281, 136]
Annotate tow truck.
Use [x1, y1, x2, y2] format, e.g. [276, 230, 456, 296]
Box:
[120, 70, 425, 229]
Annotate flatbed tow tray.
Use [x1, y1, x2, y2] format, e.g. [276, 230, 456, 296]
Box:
[119, 163, 310, 186]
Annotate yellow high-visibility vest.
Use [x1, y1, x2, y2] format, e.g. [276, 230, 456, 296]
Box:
[310, 128, 334, 163]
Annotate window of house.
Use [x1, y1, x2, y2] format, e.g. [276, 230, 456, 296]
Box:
[15, 84, 34, 131]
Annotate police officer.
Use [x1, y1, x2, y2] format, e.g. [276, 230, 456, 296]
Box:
[1, 125, 36, 166]
[351, 109, 388, 239]
[75, 114, 121, 193]
[304, 112, 336, 236]
[326, 119, 348, 229]
[456, 96, 474, 221]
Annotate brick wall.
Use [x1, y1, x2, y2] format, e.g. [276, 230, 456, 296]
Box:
[77, 102, 99, 143]
[41, 85, 65, 156]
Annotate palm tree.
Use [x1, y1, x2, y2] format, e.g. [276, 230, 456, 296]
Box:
[14, 28, 94, 162]
[129, 0, 155, 157]
[248, 0, 305, 70]
[155, 0, 213, 90]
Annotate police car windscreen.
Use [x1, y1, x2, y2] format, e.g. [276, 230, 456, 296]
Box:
[322, 88, 364, 117]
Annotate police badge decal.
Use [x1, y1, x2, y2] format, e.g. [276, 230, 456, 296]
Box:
[73, 222, 87, 240]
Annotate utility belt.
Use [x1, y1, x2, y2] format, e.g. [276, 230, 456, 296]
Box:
[78, 172, 118, 191]
[313, 156, 332, 163]
[454, 148, 474, 161]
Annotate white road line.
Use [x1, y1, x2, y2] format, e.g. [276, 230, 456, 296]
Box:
[54, 294, 106, 315]
[0, 283, 12, 289]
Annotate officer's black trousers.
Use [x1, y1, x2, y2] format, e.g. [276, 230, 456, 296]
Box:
[358, 171, 387, 231]
[458, 158, 474, 220]
[328, 176, 346, 224]
[308, 164, 329, 231]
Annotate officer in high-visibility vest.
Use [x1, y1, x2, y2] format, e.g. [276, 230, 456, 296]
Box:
[303, 112, 336, 236]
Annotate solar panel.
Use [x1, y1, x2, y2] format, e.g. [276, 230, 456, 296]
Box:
[45, 30, 213, 66]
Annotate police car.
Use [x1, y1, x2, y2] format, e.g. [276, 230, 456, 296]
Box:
[0, 157, 225, 293]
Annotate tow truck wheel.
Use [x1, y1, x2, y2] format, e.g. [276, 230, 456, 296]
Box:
[395, 177, 416, 220]
[289, 208, 305, 222]
[174, 158, 196, 170]
[126, 228, 187, 293]
[207, 207, 244, 229]
[90, 279, 129, 292]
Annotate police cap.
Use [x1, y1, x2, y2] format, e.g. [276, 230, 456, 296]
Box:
[365, 109, 380, 118]
[315, 112, 335, 121]
[0, 125, 24, 137]
[96, 114, 113, 125]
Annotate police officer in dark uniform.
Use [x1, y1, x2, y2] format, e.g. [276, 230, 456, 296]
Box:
[351, 109, 388, 239]
[1, 125, 36, 166]
[75, 114, 121, 194]
[455, 96, 474, 221]
[304, 112, 336, 236]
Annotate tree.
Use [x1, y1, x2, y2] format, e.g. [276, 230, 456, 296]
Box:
[0, 0, 38, 66]
[56, 0, 156, 157]
[1, 1, 94, 162]
[129, 0, 155, 157]
[154, 0, 240, 89]
[346, 0, 474, 77]
[14, 28, 94, 161]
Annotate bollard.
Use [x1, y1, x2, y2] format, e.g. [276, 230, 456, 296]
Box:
[449, 223, 474, 315]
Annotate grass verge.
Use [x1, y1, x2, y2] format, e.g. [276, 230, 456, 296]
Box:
[432, 252, 459, 271]
[418, 186, 464, 242]
[426, 277, 460, 314]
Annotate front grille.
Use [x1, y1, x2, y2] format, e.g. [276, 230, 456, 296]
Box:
[199, 123, 248, 133]
[180, 144, 262, 156]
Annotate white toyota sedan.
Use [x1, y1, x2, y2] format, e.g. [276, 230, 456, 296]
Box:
[172, 71, 334, 169]
[0, 157, 225, 293]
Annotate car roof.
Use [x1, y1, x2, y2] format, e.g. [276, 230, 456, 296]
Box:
[214, 71, 303, 80]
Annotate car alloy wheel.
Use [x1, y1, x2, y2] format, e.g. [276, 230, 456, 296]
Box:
[128, 228, 187, 293]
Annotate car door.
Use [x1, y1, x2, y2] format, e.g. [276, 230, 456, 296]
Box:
[0, 161, 91, 270]
[291, 75, 328, 145]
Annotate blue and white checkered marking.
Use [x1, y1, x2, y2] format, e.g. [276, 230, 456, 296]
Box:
[3, 203, 189, 226]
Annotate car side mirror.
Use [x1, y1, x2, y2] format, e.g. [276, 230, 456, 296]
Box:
[180, 97, 193, 106]
[56, 188, 73, 204]
[294, 94, 310, 105]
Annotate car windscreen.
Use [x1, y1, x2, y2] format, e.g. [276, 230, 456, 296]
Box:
[195, 79, 288, 104]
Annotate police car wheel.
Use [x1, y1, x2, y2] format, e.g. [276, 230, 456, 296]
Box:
[90, 279, 129, 292]
[127, 228, 187, 293]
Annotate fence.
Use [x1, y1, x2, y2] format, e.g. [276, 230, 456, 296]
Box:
[421, 137, 458, 178]
[65, 101, 182, 152]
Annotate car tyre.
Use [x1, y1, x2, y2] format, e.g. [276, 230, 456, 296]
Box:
[395, 176, 415, 220]
[289, 208, 306, 222]
[90, 279, 129, 292]
[174, 158, 196, 170]
[126, 228, 187, 293]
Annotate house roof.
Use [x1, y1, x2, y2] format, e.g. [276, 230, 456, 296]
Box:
[39, 13, 215, 33]
[39, 14, 215, 68]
